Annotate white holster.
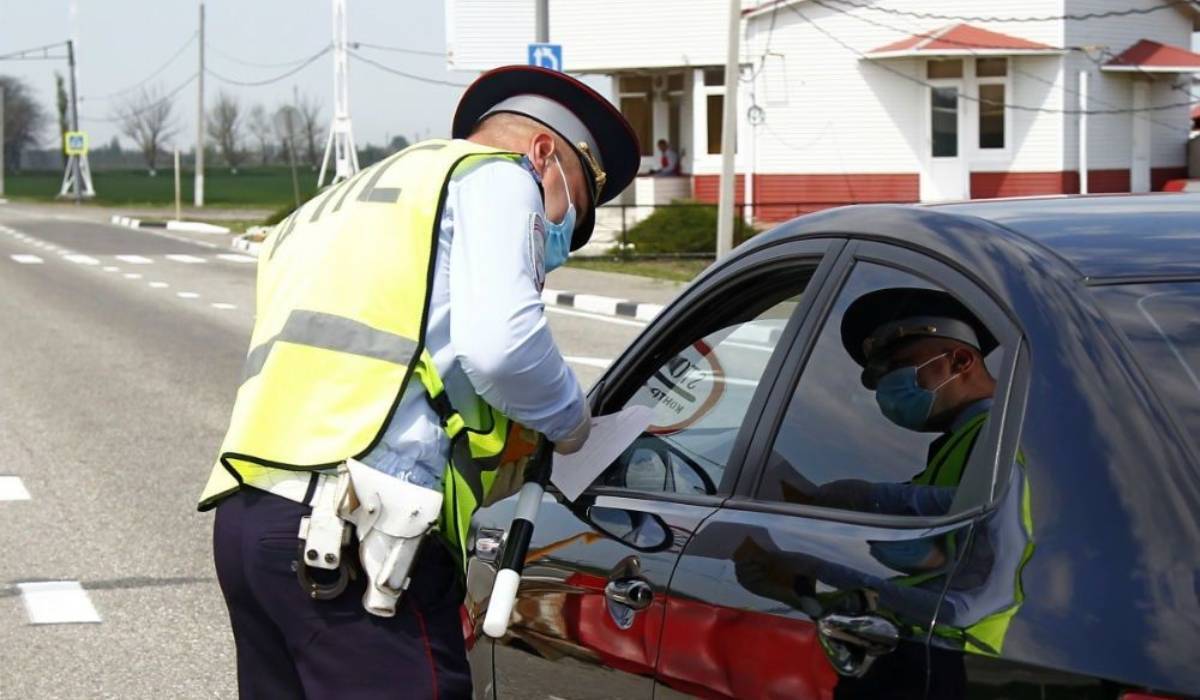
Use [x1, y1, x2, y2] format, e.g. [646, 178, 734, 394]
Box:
[337, 458, 444, 617]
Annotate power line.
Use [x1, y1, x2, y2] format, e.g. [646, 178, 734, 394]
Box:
[783, 2, 1200, 115]
[347, 51, 472, 88]
[0, 41, 69, 62]
[813, 0, 1198, 23]
[209, 42, 332, 69]
[801, 0, 1190, 134]
[81, 72, 197, 124]
[348, 41, 445, 58]
[81, 32, 197, 102]
[206, 46, 331, 87]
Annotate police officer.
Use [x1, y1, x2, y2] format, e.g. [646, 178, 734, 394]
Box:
[198, 66, 639, 699]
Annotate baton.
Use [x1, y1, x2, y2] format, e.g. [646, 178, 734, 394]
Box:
[482, 437, 554, 639]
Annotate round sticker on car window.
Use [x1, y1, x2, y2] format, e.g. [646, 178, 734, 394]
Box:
[644, 339, 725, 435]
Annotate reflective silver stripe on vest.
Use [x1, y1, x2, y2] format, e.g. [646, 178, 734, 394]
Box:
[241, 310, 418, 384]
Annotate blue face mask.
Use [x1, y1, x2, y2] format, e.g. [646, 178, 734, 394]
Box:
[874, 353, 957, 431]
[542, 155, 576, 273]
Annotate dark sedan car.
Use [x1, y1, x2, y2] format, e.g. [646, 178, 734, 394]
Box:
[464, 193, 1200, 699]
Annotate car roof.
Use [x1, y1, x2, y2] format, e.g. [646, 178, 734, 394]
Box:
[931, 193, 1200, 280]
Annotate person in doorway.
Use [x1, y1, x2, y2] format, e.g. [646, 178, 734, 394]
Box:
[652, 138, 680, 176]
[198, 65, 639, 699]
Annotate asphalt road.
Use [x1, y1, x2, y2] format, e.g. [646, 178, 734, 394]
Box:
[0, 203, 646, 699]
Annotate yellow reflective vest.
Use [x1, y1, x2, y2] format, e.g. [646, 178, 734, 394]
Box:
[198, 139, 536, 569]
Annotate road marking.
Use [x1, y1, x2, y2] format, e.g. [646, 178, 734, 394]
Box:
[148, 281, 169, 288]
[102, 266, 120, 272]
[544, 305, 646, 328]
[115, 255, 152, 265]
[176, 291, 200, 299]
[211, 302, 237, 310]
[17, 581, 101, 625]
[63, 254, 99, 266]
[165, 254, 206, 264]
[217, 253, 257, 263]
[123, 273, 143, 279]
[10, 254, 43, 264]
[563, 356, 613, 369]
[0, 476, 31, 501]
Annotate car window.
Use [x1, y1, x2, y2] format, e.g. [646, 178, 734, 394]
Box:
[1092, 281, 1200, 445]
[755, 262, 1008, 517]
[598, 263, 818, 496]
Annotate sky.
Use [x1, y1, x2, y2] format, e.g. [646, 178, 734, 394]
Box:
[0, 0, 477, 151]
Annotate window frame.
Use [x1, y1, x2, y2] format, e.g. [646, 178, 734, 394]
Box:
[727, 239, 1028, 529]
[576, 237, 845, 507]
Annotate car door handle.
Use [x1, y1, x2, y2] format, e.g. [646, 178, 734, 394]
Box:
[604, 578, 654, 610]
[818, 613, 899, 655]
[474, 528, 505, 565]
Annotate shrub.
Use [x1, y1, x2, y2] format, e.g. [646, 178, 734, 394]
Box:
[619, 200, 757, 255]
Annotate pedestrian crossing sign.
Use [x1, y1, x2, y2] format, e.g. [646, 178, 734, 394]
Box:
[64, 131, 88, 156]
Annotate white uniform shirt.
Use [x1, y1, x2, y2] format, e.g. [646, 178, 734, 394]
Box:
[361, 158, 586, 486]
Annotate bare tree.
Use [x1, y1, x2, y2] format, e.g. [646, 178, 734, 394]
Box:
[247, 104, 273, 166]
[0, 75, 48, 172]
[114, 85, 176, 176]
[206, 90, 245, 173]
[295, 92, 324, 168]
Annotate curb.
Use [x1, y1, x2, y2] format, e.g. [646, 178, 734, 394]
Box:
[541, 288, 663, 322]
[110, 215, 231, 234]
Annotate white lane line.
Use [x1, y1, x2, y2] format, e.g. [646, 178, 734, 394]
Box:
[63, 254, 100, 266]
[176, 291, 200, 299]
[0, 476, 31, 501]
[102, 266, 120, 272]
[217, 253, 256, 263]
[544, 304, 647, 328]
[10, 254, 43, 264]
[123, 273, 143, 279]
[210, 302, 237, 310]
[115, 255, 153, 265]
[17, 581, 102, 625]
[148, 281, 169, 288]
[165, 254, 206, 264]
[564, 356, 613, 369]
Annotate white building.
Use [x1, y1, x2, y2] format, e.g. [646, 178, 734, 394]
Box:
[446, 1, 1200, 223]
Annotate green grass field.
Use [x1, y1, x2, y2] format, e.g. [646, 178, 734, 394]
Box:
[5, 167, 320, 210]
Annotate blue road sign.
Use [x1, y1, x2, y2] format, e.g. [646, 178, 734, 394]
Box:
[527, 43, 562, 71]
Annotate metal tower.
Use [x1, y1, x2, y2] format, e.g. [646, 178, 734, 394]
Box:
[317, 0, 358, 187]
[58, 3, 94, 201]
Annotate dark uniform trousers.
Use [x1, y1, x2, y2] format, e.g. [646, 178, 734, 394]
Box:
[213, 486, 472, 699]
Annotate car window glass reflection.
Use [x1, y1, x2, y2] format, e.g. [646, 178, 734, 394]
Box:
[601, 268, 814, 495]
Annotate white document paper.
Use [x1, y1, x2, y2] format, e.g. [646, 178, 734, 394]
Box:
[551, 404, 654, 502]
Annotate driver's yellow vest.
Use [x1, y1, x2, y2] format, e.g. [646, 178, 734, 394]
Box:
[197, 139, 533, 569]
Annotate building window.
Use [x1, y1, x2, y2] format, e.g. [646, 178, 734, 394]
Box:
[703, 67, 725, 86]
[706, 94, 723, 154]
[927, 59, 963, 80]
[619, 76, 653, 157]
[931, 87, 958, 158]
[977, 57, 1008, 78]
[979, 84, 1005, 149]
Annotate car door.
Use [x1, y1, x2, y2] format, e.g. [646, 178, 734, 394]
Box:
[464, 239, 838, 699]
[655, 242, 1024, 699]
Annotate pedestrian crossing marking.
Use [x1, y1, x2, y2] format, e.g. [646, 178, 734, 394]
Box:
[217, 253, 256, 263]
[0, 476, 31, 501]
[148, 281, 169, 288]
[63, 254, 99, 265]
[166, 254, 206, 264]
[10, 254, 43, 264]
[115, 255, 152, 264]
[176, 291, 200, 299]
[211, 302, 237, 310]
[17, 581, 101, 625]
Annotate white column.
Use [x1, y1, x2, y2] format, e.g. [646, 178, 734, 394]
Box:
[1079, 70, 1088, 194]
[1130, 80, 1150, 193]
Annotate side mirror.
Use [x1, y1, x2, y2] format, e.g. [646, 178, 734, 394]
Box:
[585, 505, 673, 552]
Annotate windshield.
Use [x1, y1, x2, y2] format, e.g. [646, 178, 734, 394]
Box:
[1093, 281, 1200, 444]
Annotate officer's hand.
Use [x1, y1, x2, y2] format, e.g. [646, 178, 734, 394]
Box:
[554, 403, 592, 455]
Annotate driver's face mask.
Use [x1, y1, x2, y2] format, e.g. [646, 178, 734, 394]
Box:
[874, 353, 960, 430]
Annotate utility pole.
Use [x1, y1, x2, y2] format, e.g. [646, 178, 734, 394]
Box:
[0, 86, 5, 198]
[715, 0, 740, 258]
[57, 39, 95, 202]
[316, 0, 358, 187]
[1079, 70, 1089, 195]
[195, 0, 205, 207]
[536, 0, 548, 42]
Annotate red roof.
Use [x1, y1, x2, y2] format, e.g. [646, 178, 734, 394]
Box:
[868, 23, 1059, 57]
[1103, 39, 1200, 72]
